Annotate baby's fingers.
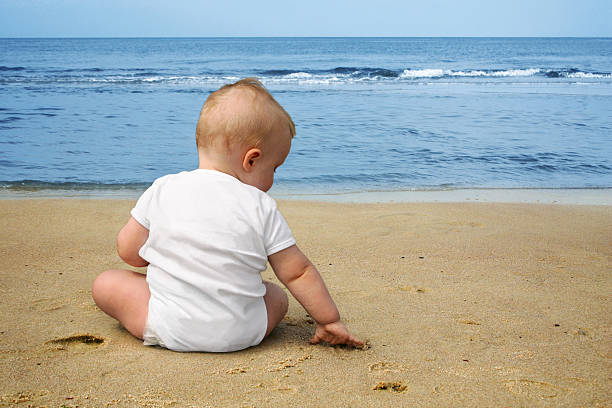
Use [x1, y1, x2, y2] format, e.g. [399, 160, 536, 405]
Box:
[310, 331, 363, 347]
[346, 334, 364, 347]
[309, 332, 322, 344]
[330, 332, 362, 347]
[309, 328, 335, 345]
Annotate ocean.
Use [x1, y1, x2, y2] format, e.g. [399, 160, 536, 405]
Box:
[1, 37, 611, 197]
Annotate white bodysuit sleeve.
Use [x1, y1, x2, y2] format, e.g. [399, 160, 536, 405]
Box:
[130, 180, 158, 230]
[264, 203, 296, 256]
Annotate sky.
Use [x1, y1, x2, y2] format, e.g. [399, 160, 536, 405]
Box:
[0, 0, 610, 37]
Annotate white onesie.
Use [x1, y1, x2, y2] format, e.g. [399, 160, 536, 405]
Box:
[130, 169, 296, 352]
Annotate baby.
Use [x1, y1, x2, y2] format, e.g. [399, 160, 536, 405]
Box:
[92, 78, 362, 352]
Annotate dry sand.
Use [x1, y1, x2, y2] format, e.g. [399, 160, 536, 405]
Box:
[0, 199, 610, 407]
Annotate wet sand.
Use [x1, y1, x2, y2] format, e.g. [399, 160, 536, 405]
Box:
[0, 199, 610, 407]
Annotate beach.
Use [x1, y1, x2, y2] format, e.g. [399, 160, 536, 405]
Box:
[1, 198, 610, 407]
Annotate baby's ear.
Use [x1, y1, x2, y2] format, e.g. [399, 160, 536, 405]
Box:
[242, 148, 262, 171]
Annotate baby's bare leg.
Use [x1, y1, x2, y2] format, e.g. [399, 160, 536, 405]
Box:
[92, 269, 150, 339]
[262, 280, 288, 338]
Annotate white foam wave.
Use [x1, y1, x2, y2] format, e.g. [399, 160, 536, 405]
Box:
[400, 68, 541, 79]
[487, 68, 541, 77]
[12, 68, 611, 88]
[86, 75, 238, 84]
[450, 70, 488, 77]
[263, 73, 349, 85]
[285, 72, 313, 79]
[141, 76, 168, 83]
[567, 72, 611, 79]
[400, 69, 447, 78]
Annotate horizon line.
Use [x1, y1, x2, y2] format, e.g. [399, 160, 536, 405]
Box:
[1, 35, 611, 40]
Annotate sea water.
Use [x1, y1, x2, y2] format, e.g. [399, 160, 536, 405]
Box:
[1, 37, 611, 197]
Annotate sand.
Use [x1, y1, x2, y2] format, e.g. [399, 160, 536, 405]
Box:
[0, 199, 610, 407]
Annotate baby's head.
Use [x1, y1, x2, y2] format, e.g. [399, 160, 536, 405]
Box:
[196, 78, 295, 192]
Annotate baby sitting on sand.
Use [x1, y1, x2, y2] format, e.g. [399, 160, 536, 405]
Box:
[92, 78, 362, 352]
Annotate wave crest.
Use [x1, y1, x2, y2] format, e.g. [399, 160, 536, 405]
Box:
[1, 66, 610, 86]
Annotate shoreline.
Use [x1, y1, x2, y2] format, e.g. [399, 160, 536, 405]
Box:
[274, 187, 612, 205]
[1, 187, 611, 205]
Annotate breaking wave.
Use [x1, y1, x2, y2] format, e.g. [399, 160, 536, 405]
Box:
[1, 66, 610, 86]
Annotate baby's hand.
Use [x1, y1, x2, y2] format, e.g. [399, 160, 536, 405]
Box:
[309, 321, 363, 347]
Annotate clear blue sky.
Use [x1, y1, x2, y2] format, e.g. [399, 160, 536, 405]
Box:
[1, 0, 610, 37]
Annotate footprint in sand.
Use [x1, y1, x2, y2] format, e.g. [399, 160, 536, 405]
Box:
[369, 363, 409, 394]
[30, 297, 65, 312]
[373, 381, 407, 393]
[368, 361, 405, 374]
[503, 379, 566, 399]
[46, 334, 105, 351]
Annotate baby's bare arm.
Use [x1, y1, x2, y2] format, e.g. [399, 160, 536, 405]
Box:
[268, 245, 338, 324]
[268, 245, 362, 346]
[116, 217, 149, 267]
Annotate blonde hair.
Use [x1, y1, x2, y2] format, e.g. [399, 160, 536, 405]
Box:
[196, 78, 295, 151]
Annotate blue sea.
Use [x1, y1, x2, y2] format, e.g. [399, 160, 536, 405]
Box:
[1, 37, 611, 197]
